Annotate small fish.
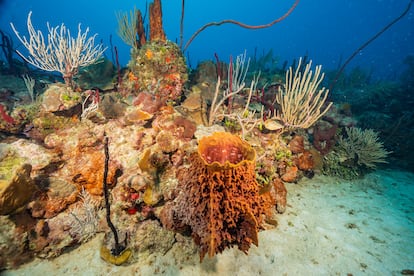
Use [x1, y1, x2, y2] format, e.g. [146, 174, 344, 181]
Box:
[263, 119, 284, 131]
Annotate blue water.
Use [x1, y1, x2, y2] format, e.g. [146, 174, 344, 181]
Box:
[1, 0, 413, 80]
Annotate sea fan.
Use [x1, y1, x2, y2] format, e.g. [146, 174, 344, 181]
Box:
[337, 127, 389, 169]
[69, 188, 101, 243]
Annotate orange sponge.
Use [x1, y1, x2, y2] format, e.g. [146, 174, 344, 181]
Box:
[163, 132, 264, 260]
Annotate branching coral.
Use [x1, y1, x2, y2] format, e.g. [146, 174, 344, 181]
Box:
[10, 12, 106, 88]
[273, 58, 332, 132]
[116, 7, 142, 49]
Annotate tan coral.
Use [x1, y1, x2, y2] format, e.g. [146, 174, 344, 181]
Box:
[281, 165, 298, 183]
[180, 91, 207, 125]
[288, 135, 305, 154]
[156, 130, 179, 153]
[0, 163, 36, 215]
[259, 178, 287, 217]
[124, 107, 153, 125]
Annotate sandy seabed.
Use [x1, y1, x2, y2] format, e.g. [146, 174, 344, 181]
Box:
[4, 169, 414, 276]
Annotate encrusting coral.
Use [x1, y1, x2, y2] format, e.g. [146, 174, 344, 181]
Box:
[161, 132, 274, 260]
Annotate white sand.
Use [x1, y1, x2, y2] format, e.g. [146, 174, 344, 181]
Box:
[4, 169, 414, 276]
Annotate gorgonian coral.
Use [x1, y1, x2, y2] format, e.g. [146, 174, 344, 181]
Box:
[323, 127, 389, 179]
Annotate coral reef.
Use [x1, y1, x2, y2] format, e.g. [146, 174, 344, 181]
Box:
[2, 2, 400, 269]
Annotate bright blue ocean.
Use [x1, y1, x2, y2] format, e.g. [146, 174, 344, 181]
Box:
[1, 0, 413, 79]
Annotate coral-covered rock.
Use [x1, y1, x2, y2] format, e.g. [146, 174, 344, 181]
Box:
[178, 90, 207, 125]
[123, 40, 187, 102]
[296, 150, 315, 171]
[313, 120, 338, 155]
[99, 93, 127, 120]
[132, 220, 175, 255]
[156, 130, 179, 153]
[28, 177, 78, 218]
[71, 148, 121, 195]
[0, 216, 32, 269]
[288, 135, 305, 154]
[0, 162, 36, 215]
[132, 92, 165, 114]
[6, 139, 56, 174]
[281, 165, 298, 183]
[0, 141, 52, 215]
[172, 116, 197, 141]
[123, 106, 153, 125]
[35, 212, 80, 258]
[259, 177, 288, 217]
[273, 178, 287, 213]
[161, 132, 266, 260]
[32, 112, 78, 141]
[44, 125, 122, 196]
[41, 84, 81, 113]
[194, 124, 226, 140]
[309, 148, 323, 171]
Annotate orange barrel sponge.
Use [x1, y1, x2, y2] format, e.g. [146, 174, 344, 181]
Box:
[162, 132, 263, 260]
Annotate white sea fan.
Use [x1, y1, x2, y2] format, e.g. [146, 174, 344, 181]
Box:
[69, 188, 101, 243]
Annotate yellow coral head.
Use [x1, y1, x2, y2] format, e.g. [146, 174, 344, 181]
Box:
[198, 132, 256, 169]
